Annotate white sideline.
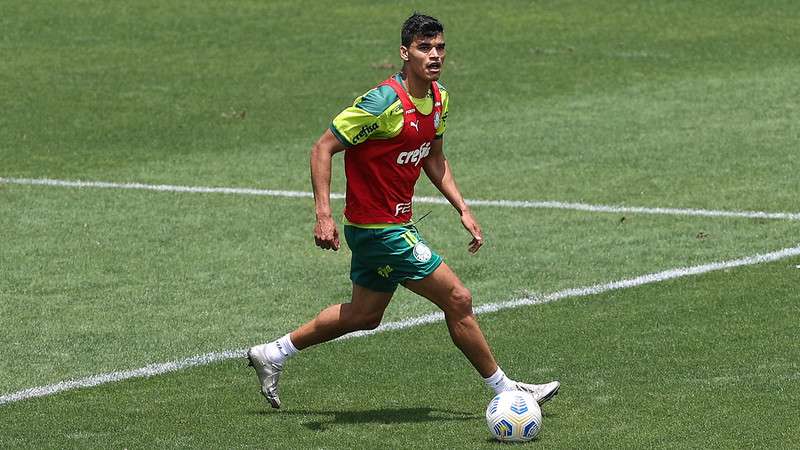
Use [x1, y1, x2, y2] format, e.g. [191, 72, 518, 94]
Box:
[2, 176, 799, 221]
[2, 244, 799, 406]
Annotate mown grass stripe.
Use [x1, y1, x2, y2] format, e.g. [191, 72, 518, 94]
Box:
[2, 177, 798, 221]
[2, 244, 799, 407]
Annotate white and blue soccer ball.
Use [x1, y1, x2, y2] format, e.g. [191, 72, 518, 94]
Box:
[485, 390, 542, 442]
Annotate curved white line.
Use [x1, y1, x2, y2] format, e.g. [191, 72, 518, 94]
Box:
[2, 244, 799, 406]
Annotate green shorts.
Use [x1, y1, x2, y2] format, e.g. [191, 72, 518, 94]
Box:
[344, 224, 443, 293]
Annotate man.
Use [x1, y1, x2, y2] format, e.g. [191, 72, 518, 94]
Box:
[247, 13, 559, 409]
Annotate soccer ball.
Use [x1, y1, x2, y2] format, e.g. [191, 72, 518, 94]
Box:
[485, 390, 542, 442]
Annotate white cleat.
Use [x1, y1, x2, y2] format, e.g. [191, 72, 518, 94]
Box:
[514, 380, 560, 405]
[246, 344, 283, 409]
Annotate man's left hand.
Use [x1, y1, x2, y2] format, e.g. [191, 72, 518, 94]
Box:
[460, 209, 483, 254]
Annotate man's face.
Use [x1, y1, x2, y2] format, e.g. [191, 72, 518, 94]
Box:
[401, 33, 446, 82]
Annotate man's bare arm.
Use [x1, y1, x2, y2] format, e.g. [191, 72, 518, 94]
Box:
[422, 138, 483, 254]
[310, 129, 347, 251]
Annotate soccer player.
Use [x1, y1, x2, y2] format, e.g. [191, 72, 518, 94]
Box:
[247, 13, 559, 409]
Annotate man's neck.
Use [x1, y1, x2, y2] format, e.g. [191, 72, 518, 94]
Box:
[400, 71, 430, 99]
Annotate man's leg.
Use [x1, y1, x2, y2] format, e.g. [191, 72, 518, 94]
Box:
[404, 262, 497, 376]
[247, 284, 393, 408]
[291, 283, 394, 349]
[404, 262, 559, 404]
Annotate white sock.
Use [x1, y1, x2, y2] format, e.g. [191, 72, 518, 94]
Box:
[483, 367, 518, 394]
[264, 333, 299, 366]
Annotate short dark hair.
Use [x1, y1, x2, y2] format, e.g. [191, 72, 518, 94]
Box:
[401, 13, 444, 47]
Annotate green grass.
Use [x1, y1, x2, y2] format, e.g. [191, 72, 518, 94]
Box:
[2, 258, 798, 448]
[2, 0, 799, 447]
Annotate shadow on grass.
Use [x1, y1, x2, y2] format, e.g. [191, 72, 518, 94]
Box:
[253, 407, 481, 431]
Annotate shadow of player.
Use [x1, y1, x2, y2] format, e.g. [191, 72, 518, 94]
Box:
[258, 406, 481, 431]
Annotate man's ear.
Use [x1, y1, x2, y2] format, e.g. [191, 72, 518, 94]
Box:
[399, 45, 409, 61]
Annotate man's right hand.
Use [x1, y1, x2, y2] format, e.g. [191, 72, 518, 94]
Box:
[310, 129, 346, 252]
[314, 215, 340, 251]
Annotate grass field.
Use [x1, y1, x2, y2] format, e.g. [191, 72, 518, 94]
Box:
[2, 0, 799, 448]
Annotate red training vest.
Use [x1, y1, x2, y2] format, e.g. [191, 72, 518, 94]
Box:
[344, 76, 442, 224]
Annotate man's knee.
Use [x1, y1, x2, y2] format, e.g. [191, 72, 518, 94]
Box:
[447, 286, 473, 317]
[358, 312, 383, 330]
[345, 310, 383, 331]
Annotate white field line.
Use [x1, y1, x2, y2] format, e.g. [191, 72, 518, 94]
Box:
[2, 244, 800, 406]
[2, 176, 799, 221]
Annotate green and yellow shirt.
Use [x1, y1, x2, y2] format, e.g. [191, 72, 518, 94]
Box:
[330, 73, 449, 147]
